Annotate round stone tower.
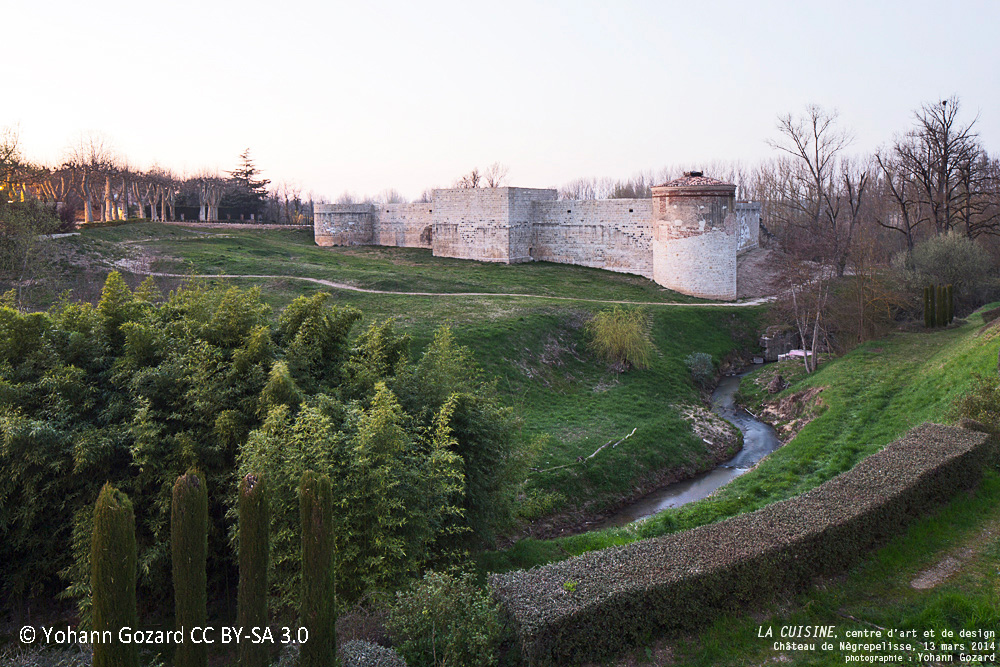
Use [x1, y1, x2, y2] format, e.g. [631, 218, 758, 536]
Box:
[650, 172, 738, 300]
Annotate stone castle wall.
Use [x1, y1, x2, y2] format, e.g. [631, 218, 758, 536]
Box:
[530, 199, 653, 278]
[314, 185, 759, 300]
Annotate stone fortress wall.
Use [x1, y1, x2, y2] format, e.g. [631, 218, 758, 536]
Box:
[314, 173, 760, 300]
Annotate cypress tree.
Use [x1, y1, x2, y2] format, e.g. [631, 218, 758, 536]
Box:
[299, 470, 335, 667]
[238, 473, 269, 667]
[946, 284, 954, 324]
[91, 483, 139, 667]
[928, 286, 937, 328]
[937, 284, 946, 327]
[172, 470, 208, 667]
[924, 286, 932, 328]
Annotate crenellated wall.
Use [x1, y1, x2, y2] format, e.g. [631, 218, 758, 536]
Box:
[314, 177, 759, 300]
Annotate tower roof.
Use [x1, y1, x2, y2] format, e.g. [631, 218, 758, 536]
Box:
[656, 171, 734, 188]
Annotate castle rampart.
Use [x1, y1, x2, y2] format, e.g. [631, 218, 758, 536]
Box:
[314, 174, 759, 300]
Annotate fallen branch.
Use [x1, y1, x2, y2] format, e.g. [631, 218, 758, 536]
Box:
[529, 428, 637, 474]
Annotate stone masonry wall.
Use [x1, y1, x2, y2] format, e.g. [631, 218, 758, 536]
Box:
[736, 202, 761, 254]
[314, 186, 757, 300]
[376, 202, 434, 248]
[431, 187, 557, 263]
[652, 230, 736, 300]
[530, 199, 653, 277]
[314, 204, 374, 246]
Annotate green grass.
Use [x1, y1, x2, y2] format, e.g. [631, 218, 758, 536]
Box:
[61, 222, 712, 302]
[480, 303, 1000, 573]
[42, 222, 762, 519]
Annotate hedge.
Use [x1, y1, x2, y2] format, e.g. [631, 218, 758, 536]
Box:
[490, 423, 995, 665]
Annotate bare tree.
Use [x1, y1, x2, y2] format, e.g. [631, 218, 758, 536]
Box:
[483, 162, 510, 188]
[66, 134, 115, 224]
[195, 172, 225, 221]
[895, 97, 982, 236]
[375, 188, 407, 204]
[455, 167, 481, 189]
[767, 105, 854, 273]
[873, 149, 924, 255]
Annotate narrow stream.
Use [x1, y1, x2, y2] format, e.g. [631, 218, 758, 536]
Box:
[601, 371, 782, 527]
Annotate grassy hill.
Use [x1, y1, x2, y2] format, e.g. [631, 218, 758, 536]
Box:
[40, 222, 761, 523]
[484, 304, 1000, 666]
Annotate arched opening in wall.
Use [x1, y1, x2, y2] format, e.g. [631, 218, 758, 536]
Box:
[420, 225, 433, 245]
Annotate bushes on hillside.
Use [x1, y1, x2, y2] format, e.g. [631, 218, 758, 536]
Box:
[684, 352, 715, 387]
[387, 570, 502, 667]
[895, 233, 999, 313]
[585, 306, 654, 371]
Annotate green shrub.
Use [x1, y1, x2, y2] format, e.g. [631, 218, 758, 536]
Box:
[585, 306, 653, 371]
[171, 471, 208, 667]
[684, 352, 715, 387]
[340, 641, 408, 667]
[237, 473, 269, 667]
[299, 470, 336, 667]
[91, 483, 138, 667]
[952, 373, 1000, 435]
[387, 570, 502, 667]
[490, 423, 993, 664]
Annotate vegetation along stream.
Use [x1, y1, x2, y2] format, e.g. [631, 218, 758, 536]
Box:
[602, 370, 782, 526]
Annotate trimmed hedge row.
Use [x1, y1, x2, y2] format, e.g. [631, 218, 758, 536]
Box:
[490, 423, 995, 665]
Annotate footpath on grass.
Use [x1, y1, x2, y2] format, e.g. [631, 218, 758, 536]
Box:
[141, 271, 774, 307]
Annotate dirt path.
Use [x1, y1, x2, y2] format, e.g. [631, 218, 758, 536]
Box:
[139, 271, 775, 307]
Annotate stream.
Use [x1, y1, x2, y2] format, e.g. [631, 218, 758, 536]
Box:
[601, 371, 782, 527]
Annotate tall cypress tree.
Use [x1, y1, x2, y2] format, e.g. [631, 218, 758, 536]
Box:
[92, 483, 139, 667]
[172, 470, 208, 667]
[238, 473, 269, 667]
[299, 470, 335, 667]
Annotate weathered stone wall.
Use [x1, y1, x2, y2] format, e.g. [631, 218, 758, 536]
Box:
[431, 187, 556, 263]
[650, 179, 739, 300]
[530, 199, 653, 277]
[376, 203, 434, 248]
[314, 204, 374, 246]
[736, 202, 761, 254]
[653, 230, 736, 300]
[313, 184, 758, 300]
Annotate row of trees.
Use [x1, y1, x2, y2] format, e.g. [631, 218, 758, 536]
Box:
[761, 97, 999, 371]
[0, 133, 308, 225]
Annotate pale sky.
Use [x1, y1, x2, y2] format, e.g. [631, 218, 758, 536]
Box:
[6, 0, 999, 201]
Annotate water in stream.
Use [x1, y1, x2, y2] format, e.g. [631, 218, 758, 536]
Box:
[601, 371, 781, 527]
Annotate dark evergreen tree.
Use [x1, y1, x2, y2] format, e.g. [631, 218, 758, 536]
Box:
[299, 470, 335, 667]
[223, 149, 270, 219]
[172, 470, 208, 667]
[92, 483, 139, 667]
[238, 473, 269, 667]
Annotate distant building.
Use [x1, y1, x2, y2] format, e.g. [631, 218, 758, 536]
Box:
[314, 172, 760, 300]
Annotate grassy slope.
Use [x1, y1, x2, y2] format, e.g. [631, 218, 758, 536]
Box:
[48, 222, 759, 516]
[63, 222, 709, 302]
[481, 303, 1000, 576]
[482, 307, 1000, 665]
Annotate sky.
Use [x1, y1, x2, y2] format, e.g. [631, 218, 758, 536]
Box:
[5, 0, 999, 201]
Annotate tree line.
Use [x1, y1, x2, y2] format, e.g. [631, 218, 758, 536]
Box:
[0, 133, 308, 225]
